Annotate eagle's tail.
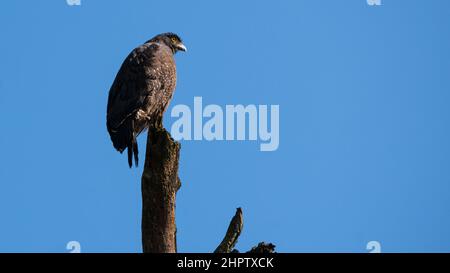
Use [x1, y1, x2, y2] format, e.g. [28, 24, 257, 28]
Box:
[127, 143, 133, 168]
[127, 135, 139, 168]
[127, 122, 139, 168]
[108, 118, 139, 168]
[133, 136, 139, 167]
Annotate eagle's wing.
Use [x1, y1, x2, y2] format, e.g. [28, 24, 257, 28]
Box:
[106, 43, 161, 132]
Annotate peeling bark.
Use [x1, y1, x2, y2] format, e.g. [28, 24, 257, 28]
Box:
[141, 127, 181, 253]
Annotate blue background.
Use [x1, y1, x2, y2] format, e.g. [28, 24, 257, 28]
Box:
[1, 0, 449, 253]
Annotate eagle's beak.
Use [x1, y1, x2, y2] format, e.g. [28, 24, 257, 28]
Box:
[177, 43, 187, 52]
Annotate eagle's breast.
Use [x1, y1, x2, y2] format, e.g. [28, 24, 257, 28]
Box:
[142, 42, 177, 119]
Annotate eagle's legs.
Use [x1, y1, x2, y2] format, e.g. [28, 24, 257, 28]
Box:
[136, 109, 149, 120]
[146, 113, 163, 130]
[146, 114, 164, 146]
[154, 116, 163, 130]
[136, 109, 164, 129]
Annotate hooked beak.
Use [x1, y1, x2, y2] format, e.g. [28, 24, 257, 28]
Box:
[177, 43, 187, 52]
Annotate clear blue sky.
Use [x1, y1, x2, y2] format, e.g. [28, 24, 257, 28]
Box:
[1, 0, 450, 253]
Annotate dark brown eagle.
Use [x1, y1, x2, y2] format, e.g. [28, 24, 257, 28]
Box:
[107, 33, 186, 168]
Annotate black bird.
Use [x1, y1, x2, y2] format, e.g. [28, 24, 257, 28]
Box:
[106, 33, 186, 168]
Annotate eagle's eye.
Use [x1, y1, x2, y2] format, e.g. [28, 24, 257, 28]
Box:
[171, 37, 177, 43]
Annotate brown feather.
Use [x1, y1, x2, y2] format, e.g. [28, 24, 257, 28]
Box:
[106, 34, 180, 167]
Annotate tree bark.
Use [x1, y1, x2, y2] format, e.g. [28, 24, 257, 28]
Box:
[214, 208, 243, 253]
[214, 208, 276, 253]
[139, 127, 274, 253]
[141, 127, 181, 253]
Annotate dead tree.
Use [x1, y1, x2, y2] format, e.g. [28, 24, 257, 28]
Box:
[140, 127, 275, 253]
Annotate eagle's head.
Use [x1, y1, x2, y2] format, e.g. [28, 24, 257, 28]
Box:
[150, 33, 187, 54]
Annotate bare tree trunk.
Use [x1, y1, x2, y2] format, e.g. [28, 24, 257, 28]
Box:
[141, 127, 181, 253]
[140, 127, 274, 253]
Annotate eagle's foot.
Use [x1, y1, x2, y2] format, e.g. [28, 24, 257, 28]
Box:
[148, 116, 163, 131]
[136, 109, 149, 120]
[155, 119, 163, 129]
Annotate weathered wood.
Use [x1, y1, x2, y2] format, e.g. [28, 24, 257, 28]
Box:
[140, 127, 275, 254]
[214, 208, 244, 253]
[214, 208, 276, 253]
[141, 127, 181, 253]
[247, 242, 276, 253]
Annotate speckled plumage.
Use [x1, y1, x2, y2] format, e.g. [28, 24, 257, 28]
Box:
[107, 33, 186, 167]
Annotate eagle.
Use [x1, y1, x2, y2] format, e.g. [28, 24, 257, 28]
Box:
[106, 33, 186, 168]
